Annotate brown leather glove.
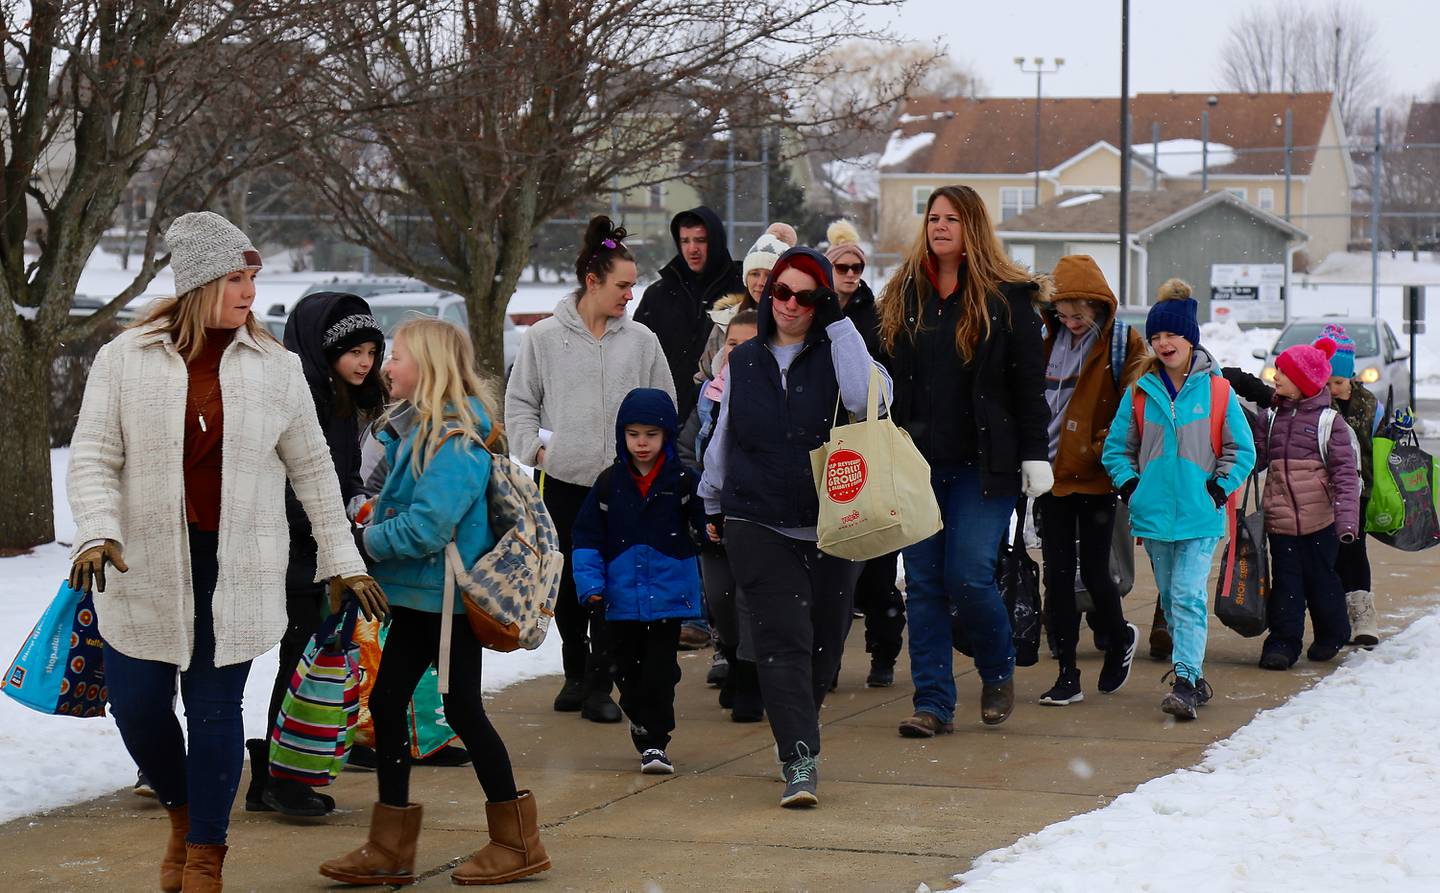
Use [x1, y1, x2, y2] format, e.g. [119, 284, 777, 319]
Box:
[69, 540, 128, 594]
[328, 574, 389, 621]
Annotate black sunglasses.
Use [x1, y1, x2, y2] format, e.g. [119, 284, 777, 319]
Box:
[772, 282, 820, 308]
[833, 262, 865, 275]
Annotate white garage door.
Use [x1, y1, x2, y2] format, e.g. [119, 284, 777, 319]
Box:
[1064, 242, 1120, 294]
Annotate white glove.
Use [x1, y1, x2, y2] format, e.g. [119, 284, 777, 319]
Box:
[1021, 461, 1054, 499]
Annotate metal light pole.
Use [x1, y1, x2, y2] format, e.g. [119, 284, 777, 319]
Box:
[1015, 56, 1064, 208]
[1118, 0, 1130, 306]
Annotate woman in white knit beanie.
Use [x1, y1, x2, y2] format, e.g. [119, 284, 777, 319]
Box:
[66, 210, 386, 890]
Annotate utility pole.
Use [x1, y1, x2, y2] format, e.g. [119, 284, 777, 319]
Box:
[1015, 56, 1064, 209]
[1371, 106, 1382, 317]
[1118, 0, 1130, 306]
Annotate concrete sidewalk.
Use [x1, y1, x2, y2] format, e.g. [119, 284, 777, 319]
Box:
[3, 540, 1438, 892]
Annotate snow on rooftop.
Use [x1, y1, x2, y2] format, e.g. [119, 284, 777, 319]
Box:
[1134, 139, 1237, 177]
[1057, 192, 1104, 209]
[879, 130, 936, 168]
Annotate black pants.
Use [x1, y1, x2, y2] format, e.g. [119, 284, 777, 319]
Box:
[701, 546, 755, 660]
[611, 619, 682, 752]
[853, 551, 906, 664]
[1037, 492, 1129, 667]
[266, 583, 327, 729]
[1336, 496, 1371, 593]
[726, 521, 862, 763]
[1265, 525, 1351, 660]
[371, 606, 517, 806]
[538, 471, 612, 695]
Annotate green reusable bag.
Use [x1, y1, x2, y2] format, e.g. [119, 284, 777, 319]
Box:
[1366, 434, 1405, 535]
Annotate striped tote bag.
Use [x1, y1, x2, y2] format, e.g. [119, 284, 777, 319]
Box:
[269, 603, 361, 785]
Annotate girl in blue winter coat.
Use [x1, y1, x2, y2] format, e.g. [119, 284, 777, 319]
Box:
[1102, 281, 1256, 720]
[320, 318, 550, 888]
[572, 387, 707, 774]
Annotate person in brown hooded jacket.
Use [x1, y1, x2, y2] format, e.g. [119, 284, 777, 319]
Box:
[1035, 255, 1148, 705]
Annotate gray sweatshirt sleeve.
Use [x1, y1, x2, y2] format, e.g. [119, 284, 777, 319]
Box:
[503, 331, 545, 466]
[828, 318, 892, 417]
[698, 382, 732, 516]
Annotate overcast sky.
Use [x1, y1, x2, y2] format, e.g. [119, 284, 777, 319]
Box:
[866, 0, 1439, 105]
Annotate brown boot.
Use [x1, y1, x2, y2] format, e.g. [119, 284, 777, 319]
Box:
[451, 790, 551, 886]
[318, 802, 423, 886]
[980, 678, 1015, 725]
[180, 843, 225, 892]
[1149, 602, 1172, 661]
[160, 805, 188, 892]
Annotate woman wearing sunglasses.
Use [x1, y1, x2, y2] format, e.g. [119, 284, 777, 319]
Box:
[878, 185, 1053, 738]
[698, 246, 891, 809]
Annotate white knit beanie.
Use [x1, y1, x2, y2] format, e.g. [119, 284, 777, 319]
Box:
[743, 232, 789, 278]
[166, 211, 263, 296]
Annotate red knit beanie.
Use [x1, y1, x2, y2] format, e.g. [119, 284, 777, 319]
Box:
[1275, 338, 1336, 398]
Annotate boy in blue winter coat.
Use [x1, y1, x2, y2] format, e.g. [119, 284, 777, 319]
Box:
[573, 388, 706, 774]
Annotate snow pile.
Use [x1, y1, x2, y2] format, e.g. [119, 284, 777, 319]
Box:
[1133, 139, 1237, 178]
[1306, 251, 1440, 285]
[1057, 193, 1103, 209]
[1199, 319, 1278, 374]
[952, 608, 1440, 892]
[0, 450, 563, 824]
[822, 153, 881, 202]
[880, 130, 937, 169]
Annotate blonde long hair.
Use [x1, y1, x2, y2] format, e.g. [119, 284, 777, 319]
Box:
[381, 317, 503, 478]
[131, 276, 277, 361]
[878, 185, 1033, 362]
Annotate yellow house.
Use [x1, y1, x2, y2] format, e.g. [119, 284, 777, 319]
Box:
[878, 92, 1352, 267]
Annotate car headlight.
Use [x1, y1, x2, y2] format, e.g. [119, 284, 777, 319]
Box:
[1359, 367, 1381, 383]
[1262, 366, 1277, 381]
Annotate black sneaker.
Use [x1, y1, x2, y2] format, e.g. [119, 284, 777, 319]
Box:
[1098, 623, 1139, 694]
[865, 658, 895, 688]
[640, 748, 674, 775]
[780, 743, 818, 808]
[1038, 667, 1083, 706]
[133, 770, 156, 799]
[1258, 650, 1293, 671]
[706, 651, 729, 687]
[1160, 675, 1200, 720]
[1307, 641, 1343, 662]
[1195, 677, 1214, 707]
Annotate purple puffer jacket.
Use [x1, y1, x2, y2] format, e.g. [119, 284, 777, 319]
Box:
[1253, 389, 1361, 538]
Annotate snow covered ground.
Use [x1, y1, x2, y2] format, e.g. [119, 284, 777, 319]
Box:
[0, 450, 563, 825]
[948, 610, 1440, 893]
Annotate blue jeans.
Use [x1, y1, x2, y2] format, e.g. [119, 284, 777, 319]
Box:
[104, 528, 252, 845]
[1143, 536, 1222, 684]
[902, 463, 1017, 722]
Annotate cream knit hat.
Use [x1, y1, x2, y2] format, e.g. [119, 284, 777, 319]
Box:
[166, 211, 263, 296]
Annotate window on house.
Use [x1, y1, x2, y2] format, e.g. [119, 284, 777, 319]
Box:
[1258, 188, 1276, 211]
[1009, 244, 1036, 270]
[649, 184, 665, 210]
[1225, 187, 1247, 202]
[913, 186, 931, 216]
[1000, 187, 1037, 221]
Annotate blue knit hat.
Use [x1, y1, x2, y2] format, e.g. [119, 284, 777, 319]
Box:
[1319, 323, 1356, 379]
[1146, 298, 1200, 348]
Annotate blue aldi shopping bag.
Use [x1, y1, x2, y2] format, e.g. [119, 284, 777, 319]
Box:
[2, 582, 107, 717]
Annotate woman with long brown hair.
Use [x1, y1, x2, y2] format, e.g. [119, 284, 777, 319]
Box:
[879, 186, 1052, 737]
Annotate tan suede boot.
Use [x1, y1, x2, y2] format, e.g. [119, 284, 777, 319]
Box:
[160, 805, 188, 892]
[318, 802, 423, 886]
[451, 791, 551, 886]
[180, 842, 225, 892]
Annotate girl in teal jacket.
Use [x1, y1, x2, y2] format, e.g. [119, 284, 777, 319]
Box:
[322, 318, 550, 887]
[1102, 284, 1255, 721]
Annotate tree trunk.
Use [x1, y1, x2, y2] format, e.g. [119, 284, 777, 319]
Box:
[0, 337, 57, 550]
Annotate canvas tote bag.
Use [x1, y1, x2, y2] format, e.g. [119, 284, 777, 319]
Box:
[809, 366, 942, 561]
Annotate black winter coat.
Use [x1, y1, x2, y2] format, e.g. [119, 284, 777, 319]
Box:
[842, 280, 882, 359]
[883, 277, 1050, 497]
[633, 206, 744, 419]
[281, 292, 373, 591]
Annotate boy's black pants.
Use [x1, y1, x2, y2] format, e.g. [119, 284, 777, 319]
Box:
[611, 619, 683, 752]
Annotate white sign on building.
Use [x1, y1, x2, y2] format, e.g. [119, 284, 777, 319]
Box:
[1210, 263, 1285, 323]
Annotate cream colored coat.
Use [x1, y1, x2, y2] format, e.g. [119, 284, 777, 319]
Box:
[67, 323, 367, 669]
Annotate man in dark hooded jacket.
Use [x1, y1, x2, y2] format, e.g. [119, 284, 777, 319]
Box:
[634, 206, 744, 419]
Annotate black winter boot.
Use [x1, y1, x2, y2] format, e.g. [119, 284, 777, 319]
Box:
[247, 738, 334, 816]
[244, 739, 272, 812]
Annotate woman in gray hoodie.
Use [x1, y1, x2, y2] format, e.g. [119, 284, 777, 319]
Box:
[504, 216, 675, 722]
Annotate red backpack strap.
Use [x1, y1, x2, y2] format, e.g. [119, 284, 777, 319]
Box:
[1208, 376, 1231, 458]
[1132, 387, 1146, 439]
